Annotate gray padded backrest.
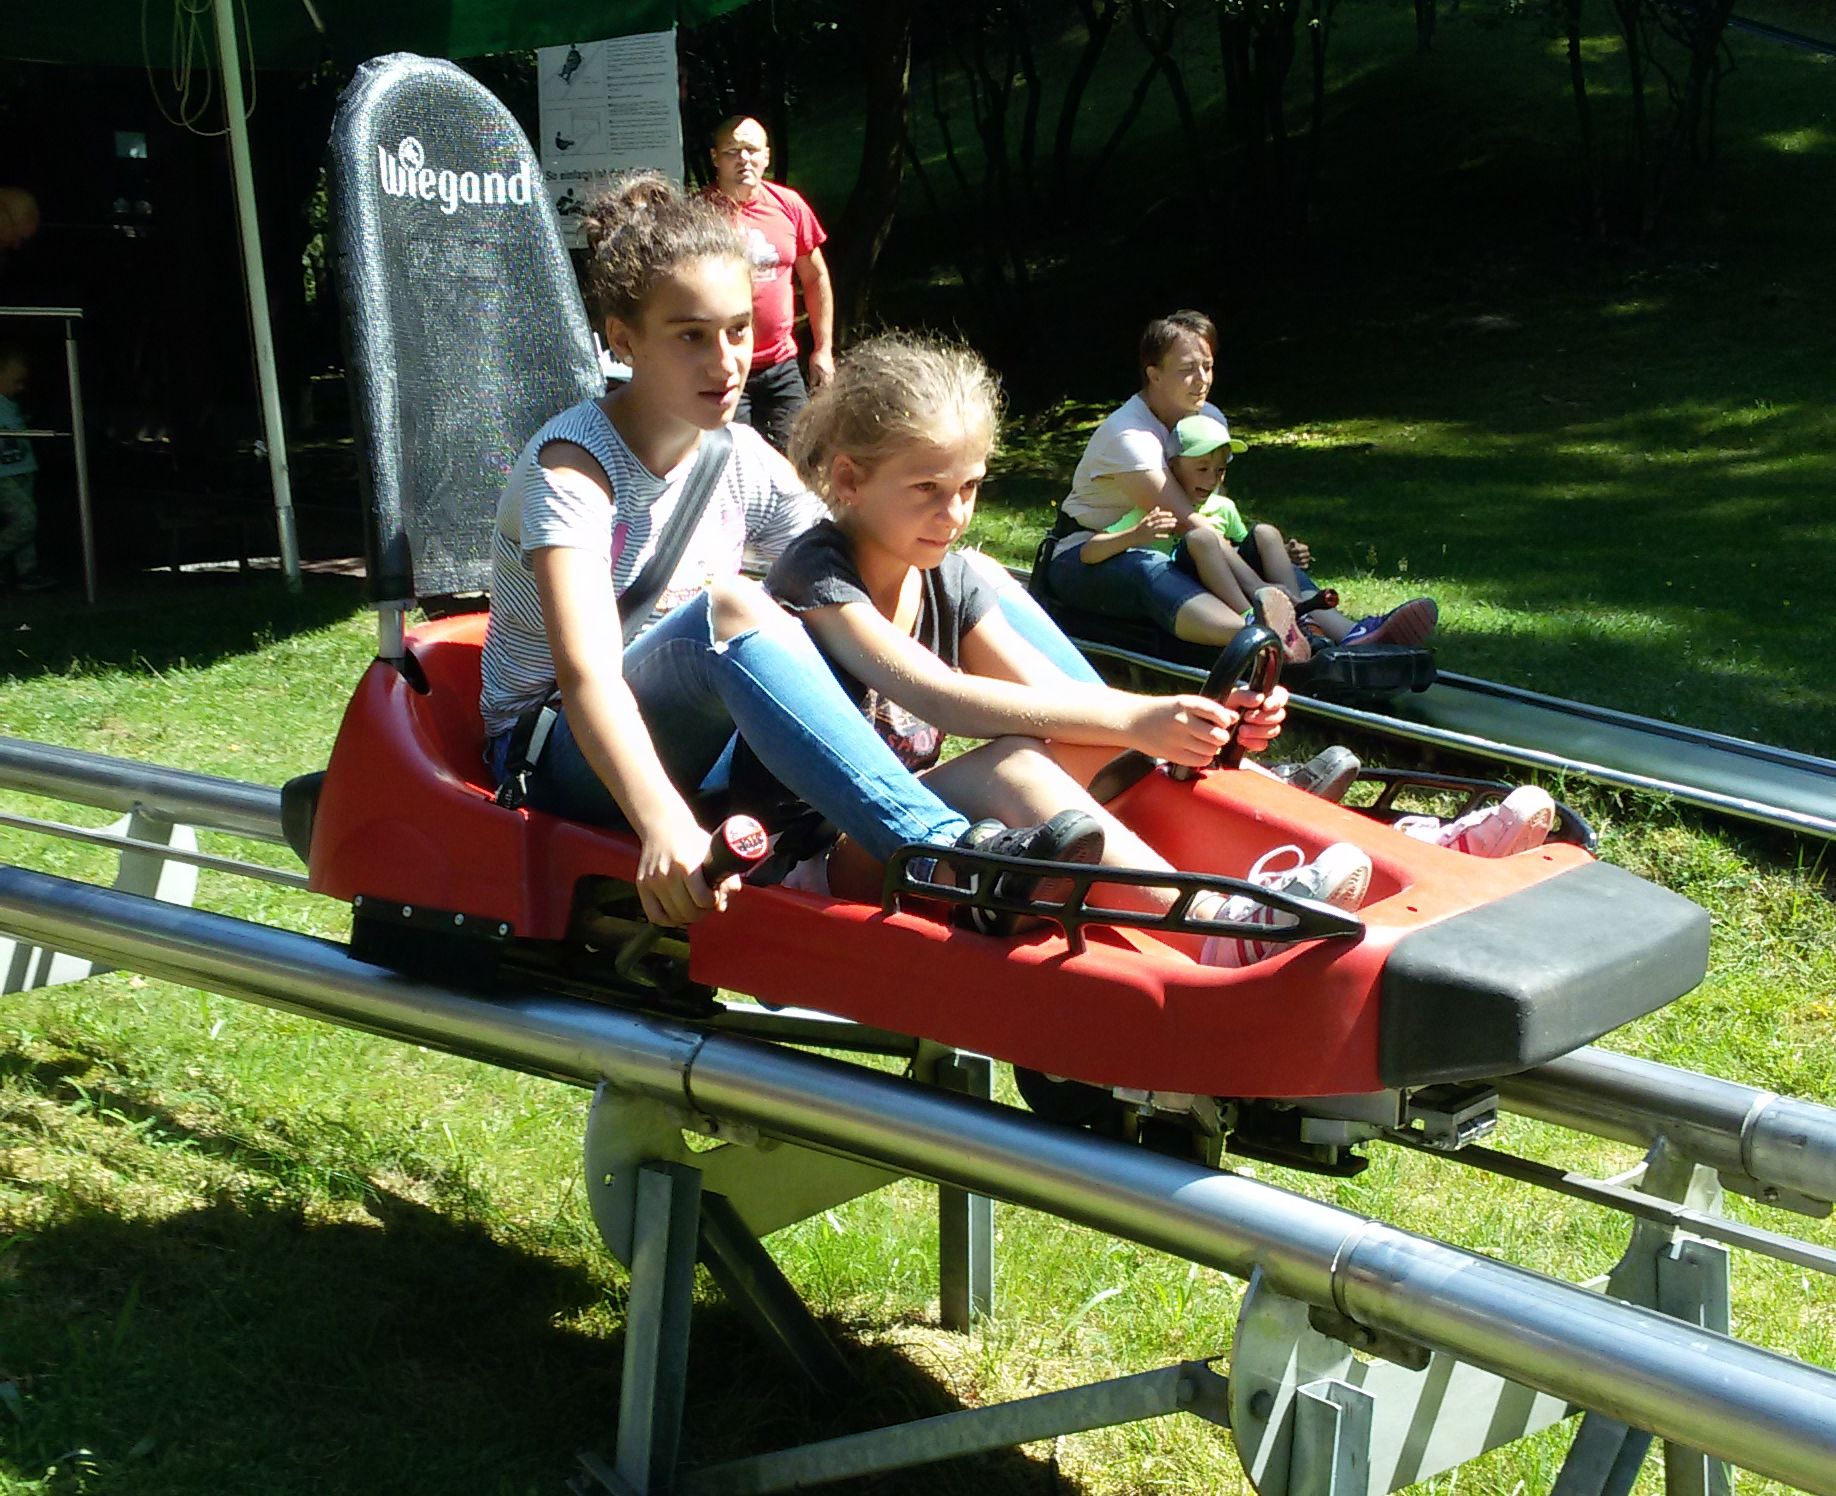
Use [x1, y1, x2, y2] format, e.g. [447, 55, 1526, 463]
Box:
[329, 53, 604, 605]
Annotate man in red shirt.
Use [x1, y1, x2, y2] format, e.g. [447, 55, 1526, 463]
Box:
[702, 116, 834, 450]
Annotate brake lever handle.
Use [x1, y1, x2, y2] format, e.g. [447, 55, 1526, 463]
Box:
[704, 815, 769, 882]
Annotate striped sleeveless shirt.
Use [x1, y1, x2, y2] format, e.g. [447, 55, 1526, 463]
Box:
[478, 398, 823, 737]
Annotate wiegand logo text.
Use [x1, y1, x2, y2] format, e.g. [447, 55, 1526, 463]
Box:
[376, 136, 534, 215]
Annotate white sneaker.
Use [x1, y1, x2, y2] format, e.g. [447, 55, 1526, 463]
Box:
[1395, 785, 1556, 858]
[1201, 841, 1373, 968]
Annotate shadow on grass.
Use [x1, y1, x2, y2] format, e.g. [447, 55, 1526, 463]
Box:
[0, 1183, 1078, 1496]
[0, 573, 369, 685]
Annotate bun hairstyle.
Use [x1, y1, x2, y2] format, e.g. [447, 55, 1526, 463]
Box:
[788, 332, 1004, 510]
[1138, 308, 1218, 383]
[579, 169, 747, 326]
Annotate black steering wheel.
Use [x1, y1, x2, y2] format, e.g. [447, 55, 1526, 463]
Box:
[1168, 623, 1285, 781]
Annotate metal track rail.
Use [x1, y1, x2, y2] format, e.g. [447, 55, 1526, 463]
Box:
[7, 734, 1836, 1220]
[1071, 639, 1836, 840]
[3, 862, 1836, 1493]
[0, 734, 287, 844]
[1502, 1047, 1836, 1212]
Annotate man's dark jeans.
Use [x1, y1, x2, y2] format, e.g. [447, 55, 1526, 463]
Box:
[735, 356, 808, 451]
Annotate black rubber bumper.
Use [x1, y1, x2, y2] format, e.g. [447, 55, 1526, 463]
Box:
[1378, 861, 1710, 1088]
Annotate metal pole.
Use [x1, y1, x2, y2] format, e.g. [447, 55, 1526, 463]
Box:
[1502, 1047, 1836, 1209]
[210, 0, 302, 592]
[2, 867, 1835, 1493]
[11, 723, 1836, 1221]
[0, 736, 285, 844]
[61, 313, 97, 604]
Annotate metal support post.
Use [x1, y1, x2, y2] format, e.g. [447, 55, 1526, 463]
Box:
[584, 1083, 900, 1269]
[210, 0, 301, 591]
[1552, 1140, 1734, 1496]
[1291, 1380, 1374, 1496]
[676, 1360, 1229, 1495]
[1230, 1267, 1571, 1496]
[60, 312, 96, 604]
[917, 1043, 994, 1329]
[1657, 1238, 1733, 1496]
[614, 1162, 704, 1496]
[1, 808, 198, 993]
[696, 1194, 848, 1394]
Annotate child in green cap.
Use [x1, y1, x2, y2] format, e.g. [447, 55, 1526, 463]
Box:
[1157, 413, 1436, 651]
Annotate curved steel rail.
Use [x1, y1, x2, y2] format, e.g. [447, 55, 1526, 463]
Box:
[1071, 639, 1836, 841]
[5, 734, 1836, 1214]
[2, 862, 1835, 1492]
[0, 733, 286, 844]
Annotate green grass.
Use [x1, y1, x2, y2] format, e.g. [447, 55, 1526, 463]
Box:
[3, 1, 1836, 1490]
[866, 0, 1836, 756]
[0, 596, 1832, 1495]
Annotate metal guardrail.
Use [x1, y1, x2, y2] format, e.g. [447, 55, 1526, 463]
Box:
[2, 863, 1835, 1492]
[0, 734, 285, 842]
[1071, 638, 1836, 841]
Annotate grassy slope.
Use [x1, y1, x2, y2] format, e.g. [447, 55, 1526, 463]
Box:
[835, 0, 1836, 756]
[3, 4, 1836, 1492]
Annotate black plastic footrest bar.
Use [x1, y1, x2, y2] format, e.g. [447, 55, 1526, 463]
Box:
[881, 845, 1365, 956]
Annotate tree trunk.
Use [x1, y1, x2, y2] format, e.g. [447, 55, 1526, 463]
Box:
[1301, 0, 1338, 223]
[1564, 0, 1604, 234]
[1129, 0, 1203, 164]
[1051, 0, 1122, 196]
[832, 0, 917, 337]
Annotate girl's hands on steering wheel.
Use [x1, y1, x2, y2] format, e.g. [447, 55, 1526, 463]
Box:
[1126, 694, 1238, 767]
[634, 808, 738, 926]
[1226, 683, 1289, 756]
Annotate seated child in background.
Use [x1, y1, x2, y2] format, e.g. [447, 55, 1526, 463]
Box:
[1156, 413, 1436, 657]
[0, 343, 54, 593]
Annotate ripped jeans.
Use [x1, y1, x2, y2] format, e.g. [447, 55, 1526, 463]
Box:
[507, 590, 972, 864]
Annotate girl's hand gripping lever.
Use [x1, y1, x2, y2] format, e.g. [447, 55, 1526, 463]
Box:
[703, 815, 771, 884]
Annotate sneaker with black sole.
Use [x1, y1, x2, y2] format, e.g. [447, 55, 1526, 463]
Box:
[1271, 745, 1361, 802]
[954, 810, 1106, 936]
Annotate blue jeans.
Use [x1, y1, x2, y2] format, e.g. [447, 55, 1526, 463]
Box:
[1045, 539, 1208, 634]
[995, 584, 1104, 684]
[515, 592, 971, 864]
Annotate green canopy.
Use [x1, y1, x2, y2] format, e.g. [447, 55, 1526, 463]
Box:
[7, 0, 753, 70]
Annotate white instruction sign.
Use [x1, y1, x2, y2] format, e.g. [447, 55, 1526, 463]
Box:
[538, 29, 685, 249]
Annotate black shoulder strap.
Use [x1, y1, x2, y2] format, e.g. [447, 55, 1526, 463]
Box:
[616, 425, 735, 645]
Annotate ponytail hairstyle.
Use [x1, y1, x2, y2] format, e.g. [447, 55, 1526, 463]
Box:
[1137, 309, 1217, 384]
[578, 169, 747, 327]
[788, 332, 1004, 511]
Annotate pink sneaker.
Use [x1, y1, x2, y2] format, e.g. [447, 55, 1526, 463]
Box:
[1201, 841, 1373, 968]
[1340, 598, 1438, 648]
[1395, 785, 1556, 858]
[1252, 586, 1311, 664]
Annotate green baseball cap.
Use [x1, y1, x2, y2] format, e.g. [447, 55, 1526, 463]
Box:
[1169, 413, 1247, 460]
